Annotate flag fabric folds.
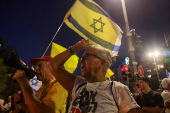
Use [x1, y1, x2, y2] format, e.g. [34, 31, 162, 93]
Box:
[29, 76, 42, 93]
[105, 68, 114, 81]
[166, 70, 170, 79]
[50, 42, 79, 73]
[64, 0, 123, 56]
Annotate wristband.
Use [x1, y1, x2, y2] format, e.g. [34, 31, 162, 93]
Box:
[69, 46, 75, 55]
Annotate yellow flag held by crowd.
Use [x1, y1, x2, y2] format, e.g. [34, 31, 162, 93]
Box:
[105, 68, 114, 81]
[50, 42, 79, 73]
[64, 0, 123, 56]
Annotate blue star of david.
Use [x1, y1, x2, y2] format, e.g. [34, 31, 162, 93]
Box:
[31, 78, 38, 86]
[90, 17, 105, 33]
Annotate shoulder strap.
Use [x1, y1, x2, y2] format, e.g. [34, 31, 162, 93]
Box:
[76, 82, 87, 92]
[111, 81, 119, 110]
[51, 80, 58, 87]
[46, 80, 58, 92]
[39, 80, 58, 101]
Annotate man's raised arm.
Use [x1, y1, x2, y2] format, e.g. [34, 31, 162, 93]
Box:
[48, 39, 90, 93]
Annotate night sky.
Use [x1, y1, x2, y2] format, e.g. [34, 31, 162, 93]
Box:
[1, 0, 170, 76]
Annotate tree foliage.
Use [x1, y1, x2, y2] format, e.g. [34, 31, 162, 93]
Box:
[0, 37, 21, 101]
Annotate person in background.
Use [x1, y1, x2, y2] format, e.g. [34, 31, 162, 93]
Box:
[5, 96, 11, 110]
[161, 78, 170, 113]
[136, 77, 164, 113]
[10, 91, 24, 113]
[0, 95, 6, 107]
[164, 100, 170, 112]
[13, 56, 68, 113]
[0, 95, 8, 113]
[157, 88, 163, 95]
[48, 39, 140, 113]
[133, 83, 141, 93]
[133, 83, 141, 100]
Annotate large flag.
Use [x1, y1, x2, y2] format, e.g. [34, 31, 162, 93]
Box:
[50, 42, 79, 73]
[64, 0, 123, 56]
[105, 68, 114, 81]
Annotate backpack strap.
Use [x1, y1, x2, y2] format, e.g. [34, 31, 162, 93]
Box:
[39, 80, 58, 101]
[51, 80, 58, 87]
[76, 82, 87, 92]
[111, 81, 119, 110]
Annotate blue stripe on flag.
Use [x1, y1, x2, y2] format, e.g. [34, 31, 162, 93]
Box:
[113, 45, 120, 52]
[32, 87, 37, 93]
[68, 15, 114, 51]
[79, 0, 115, 22]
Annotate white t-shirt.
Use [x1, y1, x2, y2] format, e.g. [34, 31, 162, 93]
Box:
[68, 77, 140, 113]
[161, 90, 170, 113]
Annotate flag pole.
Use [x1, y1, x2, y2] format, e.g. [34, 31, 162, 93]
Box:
[42, 21, 64, 57]
[121, 0, 138, 82]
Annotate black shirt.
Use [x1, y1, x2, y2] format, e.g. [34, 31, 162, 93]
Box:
[135, 90, 164, 108]
[133, 93, 139, 100]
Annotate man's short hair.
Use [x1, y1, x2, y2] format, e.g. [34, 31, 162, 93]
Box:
[138, 77, 150, 85]
[162, 78, 170, 89]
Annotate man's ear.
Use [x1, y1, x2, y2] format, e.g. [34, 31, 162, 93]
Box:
[100, 59, 106, 67]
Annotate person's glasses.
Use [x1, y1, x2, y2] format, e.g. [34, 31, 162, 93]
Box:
[79, 53, 102, 63]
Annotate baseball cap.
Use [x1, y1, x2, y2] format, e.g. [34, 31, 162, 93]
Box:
[138, 77, 150, 84]
[30, 56, 52, 65]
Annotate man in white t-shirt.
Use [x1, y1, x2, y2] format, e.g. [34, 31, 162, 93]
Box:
[161, 78, 170, 113]
[70, 76, 139, 113]
[48, 39, 140, 113]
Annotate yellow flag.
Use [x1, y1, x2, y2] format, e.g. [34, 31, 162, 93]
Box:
[105, 68, 114, 81]
[64, 0, 123, 56]
[50, 42, 79, 73]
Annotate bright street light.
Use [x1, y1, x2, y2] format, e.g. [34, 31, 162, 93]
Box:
[149, 53, 152, 57]
[154, 51, 159, 56]
[148, 51, 161, 87]
[148, 51, 159, 57]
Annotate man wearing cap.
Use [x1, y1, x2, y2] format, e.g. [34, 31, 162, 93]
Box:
[135, 77, 164, 113]
[13, 56, 68, 113]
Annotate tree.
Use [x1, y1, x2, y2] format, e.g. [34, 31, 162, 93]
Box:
[0, 37, 20, 101]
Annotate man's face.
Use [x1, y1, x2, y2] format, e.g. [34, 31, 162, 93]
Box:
[8, 96, 11, 102]
[80, 49, 103, 78]
[139, 80, 148, 90]
[35, 60, 49, 81]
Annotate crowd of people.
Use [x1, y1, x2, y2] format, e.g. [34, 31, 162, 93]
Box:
[0, 39, 170, 113]
[132, 77, 170, 113]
